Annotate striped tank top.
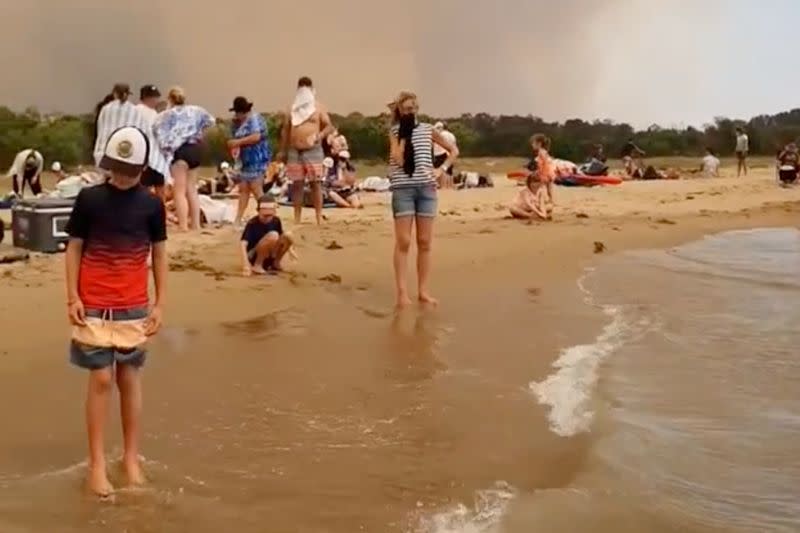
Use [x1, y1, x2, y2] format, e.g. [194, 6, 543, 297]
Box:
[389, 122, 435, 189]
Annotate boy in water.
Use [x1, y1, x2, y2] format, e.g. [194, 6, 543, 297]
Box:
[65, 126, 167, 498]
[240, 195, 294, 276]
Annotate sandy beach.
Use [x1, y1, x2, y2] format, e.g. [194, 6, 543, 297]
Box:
[1, 167, 798, 532]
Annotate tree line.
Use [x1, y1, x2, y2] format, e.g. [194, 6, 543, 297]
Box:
[4, 105, 800, 170]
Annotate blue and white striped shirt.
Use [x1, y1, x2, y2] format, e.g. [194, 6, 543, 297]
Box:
[93, 99, 149, 167]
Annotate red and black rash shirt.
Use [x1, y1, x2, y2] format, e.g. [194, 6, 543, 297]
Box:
[66, 183, 166, 310]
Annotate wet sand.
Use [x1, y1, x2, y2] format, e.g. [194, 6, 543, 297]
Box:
[0, 170, 798, 532]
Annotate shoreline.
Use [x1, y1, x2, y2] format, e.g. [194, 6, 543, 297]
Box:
[0, 172, 798, 532]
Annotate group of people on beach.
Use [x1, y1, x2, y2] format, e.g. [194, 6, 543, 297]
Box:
[57, 82, 464, 497]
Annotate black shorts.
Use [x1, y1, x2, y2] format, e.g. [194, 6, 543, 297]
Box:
[779, 168, 797, 183]
[433, 153, 452, 174]
[141, 167, 165, 187]
[173, 143, 203, 170]
[736, 151, 747, 162]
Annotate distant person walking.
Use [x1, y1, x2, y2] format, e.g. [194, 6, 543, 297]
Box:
[154, 87, 215, 231]
[93, 83, 148, 167]
[136, 85, 171, 201]
[5, 148, 44, 197]
[228, 96, 271, 226]
[387, 91, 458, 309]
[735, 127, 749, 177]
[278, 76, 335, 225]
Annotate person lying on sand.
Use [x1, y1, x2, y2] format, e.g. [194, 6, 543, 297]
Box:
[510, 174, 550, 221]
[240, 195, 294, 276]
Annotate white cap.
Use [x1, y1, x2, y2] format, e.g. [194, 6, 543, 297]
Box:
[220, 161, 231, 170]
[339, 150, 351, 160]
[51, 161, 62, 172]
[99, 126, 149, 176]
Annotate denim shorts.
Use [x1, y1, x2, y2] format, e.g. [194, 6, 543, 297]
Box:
[69, 307, 148, 370]
[391, 183, 438, 218]
[238, 166, 267, 183]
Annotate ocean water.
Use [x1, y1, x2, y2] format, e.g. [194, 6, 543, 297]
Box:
[430, 227, 800, 532]
[1, 228, 798, 532]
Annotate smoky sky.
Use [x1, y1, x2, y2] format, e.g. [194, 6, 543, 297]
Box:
[0, 0, 742, 126]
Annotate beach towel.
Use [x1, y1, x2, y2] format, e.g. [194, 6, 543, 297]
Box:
[291, 87, 316, 126]
[198, 195, 236, 224]
[359, 176, 391, 192]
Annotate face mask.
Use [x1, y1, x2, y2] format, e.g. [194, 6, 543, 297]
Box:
[399, 113, 416, 129]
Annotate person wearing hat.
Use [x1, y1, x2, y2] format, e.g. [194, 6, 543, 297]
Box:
[227, 96, 271, 226]
[324, 149, 361, 209]
[136, 84, 171, 200]
[64, 125, 167, 498]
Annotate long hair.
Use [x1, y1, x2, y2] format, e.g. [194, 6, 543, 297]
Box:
[91, 93, 115, 143]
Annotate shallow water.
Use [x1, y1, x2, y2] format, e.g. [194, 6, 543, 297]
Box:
[526, 227, 800, 533]
[1, 228, 798, 532]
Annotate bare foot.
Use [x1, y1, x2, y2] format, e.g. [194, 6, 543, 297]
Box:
[123, 458, 147, 487]
[395, 294, 413, 310]
[87, 466, 114, 499]
[251, 266, 267, 275]
[418, 293, 439, 306]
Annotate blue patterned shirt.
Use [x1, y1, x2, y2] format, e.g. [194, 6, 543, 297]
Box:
[232, 113, 271, 177]
[153, 105, 215, 153]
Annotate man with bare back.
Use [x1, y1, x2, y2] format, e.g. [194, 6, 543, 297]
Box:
[278, 76, 335, 225]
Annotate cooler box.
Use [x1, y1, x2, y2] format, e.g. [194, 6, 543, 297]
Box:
[11, 198, 74, 253]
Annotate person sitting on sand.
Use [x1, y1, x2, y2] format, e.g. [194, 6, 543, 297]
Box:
[240, 195, 293, 276]
[701, 147, 721, 177]
[776, 142, 799, 186]
[324, 150, 362, 208]
[531, 133, 556, 207]
[621, 138, 646, 179]
[510, 174, 549, 221]
[51, 161, 68, 182]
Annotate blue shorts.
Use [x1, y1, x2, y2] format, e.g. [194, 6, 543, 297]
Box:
[391, 184, 438, 218]
[238, 166, 267, 183]
[69, 307, 149, 370]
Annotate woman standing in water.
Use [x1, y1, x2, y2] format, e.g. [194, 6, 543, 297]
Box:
[387, 92, 458, 308]
[228, 96, 271, 226]
[154, 87, 215, 231]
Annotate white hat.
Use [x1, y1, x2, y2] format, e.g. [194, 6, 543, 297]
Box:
[99, 126, 149, 176]
[220, 161, 231, 170]
[338, 150, 351, 160]
[51, 161, 62, 172]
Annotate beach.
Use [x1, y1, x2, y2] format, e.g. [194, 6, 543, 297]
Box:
[1, 166, 798, 532]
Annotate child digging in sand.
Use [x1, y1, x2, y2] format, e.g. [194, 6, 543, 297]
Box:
[240, 194, 294, 276]
[510, 174, 550, 221]
[65, 126, 167, 499]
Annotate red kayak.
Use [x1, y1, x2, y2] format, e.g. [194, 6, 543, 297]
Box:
[556, 174, 623, 187]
